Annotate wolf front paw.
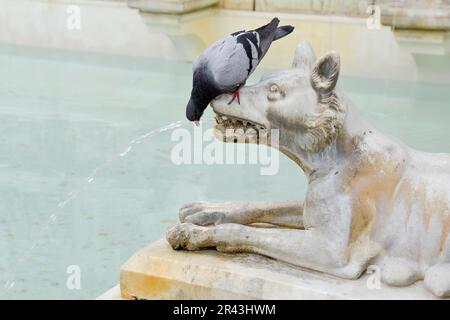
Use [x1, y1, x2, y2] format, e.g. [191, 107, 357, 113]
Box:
[179, 202, 230, 226]
[166, 223, 212, 251]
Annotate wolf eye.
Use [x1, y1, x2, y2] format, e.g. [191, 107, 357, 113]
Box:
[269, 84, 279, 92]
[268, 84, 283, 101]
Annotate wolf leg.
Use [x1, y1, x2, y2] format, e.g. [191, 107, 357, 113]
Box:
[379, 257, 420, 287]
[166, 223, 365, 279]
[424, 264, 450, 298]
[179, 201, 304, 228]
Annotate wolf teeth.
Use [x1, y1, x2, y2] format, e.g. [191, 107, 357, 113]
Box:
[214, 113, 267, 140]
[246, 128, 257, 136]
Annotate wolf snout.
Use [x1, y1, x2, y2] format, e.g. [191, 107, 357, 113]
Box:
[211, 93, 232, 108]
[213, 93, 231, 102]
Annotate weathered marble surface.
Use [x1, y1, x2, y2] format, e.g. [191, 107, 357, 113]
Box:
[120, 239, 444, 299]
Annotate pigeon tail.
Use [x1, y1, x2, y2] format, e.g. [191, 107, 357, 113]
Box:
[253, 17, 280, 39]
[273, 25, 295, 41]
[252, 17, 281, 61]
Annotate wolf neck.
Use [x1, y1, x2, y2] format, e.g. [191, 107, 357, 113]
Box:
[282, 100, 373, 181]
[282, 142, 341, 180]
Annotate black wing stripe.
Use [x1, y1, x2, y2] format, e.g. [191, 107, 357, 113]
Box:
[231, 30, 245, 36]
[236, 32, 261, 75]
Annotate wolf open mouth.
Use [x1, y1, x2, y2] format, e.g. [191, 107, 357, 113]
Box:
[213, 113, 269, 144]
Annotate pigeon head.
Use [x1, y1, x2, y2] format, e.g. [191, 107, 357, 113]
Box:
[186, 72, 220, 122]
[186, 98, 206, 122]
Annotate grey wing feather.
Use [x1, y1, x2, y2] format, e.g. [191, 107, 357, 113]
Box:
[204, 35, 252, 91]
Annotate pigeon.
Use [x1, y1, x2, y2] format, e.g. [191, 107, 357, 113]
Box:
[185, 17, 295, 122]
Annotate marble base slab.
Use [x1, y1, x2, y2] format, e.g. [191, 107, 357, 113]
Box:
[119, 239, 443, 300]
[96, 285, 122, 300]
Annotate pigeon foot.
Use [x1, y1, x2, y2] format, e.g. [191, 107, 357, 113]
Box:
[228, 89, 241, 105]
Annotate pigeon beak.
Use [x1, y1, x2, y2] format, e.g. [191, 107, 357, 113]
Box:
[194, 121, 200, 127]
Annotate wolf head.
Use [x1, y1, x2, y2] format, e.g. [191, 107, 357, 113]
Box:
[211, 41, 346, 169]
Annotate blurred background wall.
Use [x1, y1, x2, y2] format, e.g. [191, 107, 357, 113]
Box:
[1, 0, 448, 81]
[127, 0, 450, 30]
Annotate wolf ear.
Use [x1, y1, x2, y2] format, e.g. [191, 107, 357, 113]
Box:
[292, 41, 316, 70]
[311, 52, 340, 99]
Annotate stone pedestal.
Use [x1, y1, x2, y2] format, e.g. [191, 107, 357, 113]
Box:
[127, 0, 219, 14]
[120, 239, 443, 300]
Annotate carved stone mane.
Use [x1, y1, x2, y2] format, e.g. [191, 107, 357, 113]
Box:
[299, 93, 344, 153]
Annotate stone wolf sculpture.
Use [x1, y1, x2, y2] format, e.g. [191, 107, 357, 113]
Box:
[167, 42, 450, 298]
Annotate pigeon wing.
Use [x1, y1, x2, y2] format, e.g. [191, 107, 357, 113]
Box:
[208, 31, 261, 91]
[210, 18, 285, 89]
[196, 18, 293, 92]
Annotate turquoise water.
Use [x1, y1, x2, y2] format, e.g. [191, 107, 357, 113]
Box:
[0, 44, 449, 299]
